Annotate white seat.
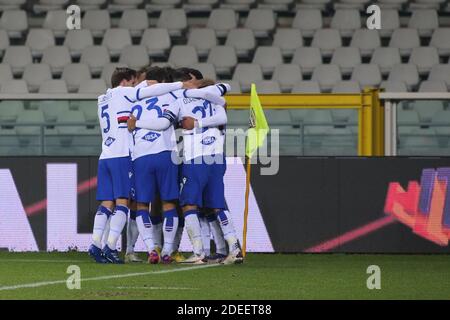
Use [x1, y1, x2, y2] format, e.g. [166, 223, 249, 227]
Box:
[56, 110, 86, 135]
[78, 101, 99, 123]
[272, 28, 303, 58]
[350, 29, 380, 57]
[311, 29, 342, 57]
[82, 10, 111, 37]
[389, 29, 420, 57]
[25, 29, 55, 58]
[168, 45, 198, 68]
[0, 10, 27, 38]
[119, 45, 150, 70]
[39, 79, 68, 93]
[62, 63, 92, 92]
[220, 0, 256, 11]
[418, 80, 448, 92]
[76, 0, 106, 10]
[291, 47, 322, 75]
[0, 80, 28, 93]
[78, 79, 107, 94]
[109, 0, 144, 13]
[42, 10, 67, 37]
[244, 9, 276, 38]
[311, 64, 341, 92]
[191, 63, 217, 81]
[252, 46, 283, 75]
[33, 0, 68, 14]
[330, 47, 361, 75]
[225, 28, 255, 58]
[330, 9, 361, 37]
[388, 64, 420, 91]
[102, 29, 132, 58]
[23, 63, 52, 92]
[41, 46, 72, 75]
[16, 110, 44, 136]
[379, 9, 400, 37]
[370, 47, 401, 76]
[413, 101, 444, 122]
[380, 80, 408, 92]
[146, 0, 181, 12]
[291, 9, 322, 38]
[207, 45, 238, 76]
[409, 47, 440, 75]
[64, 29, 94, 58]
[331, 81, 361, 93]
[184, 0, 218, 13]
[187, 28, 217, 58]
[156, 9, 187, 37]
[141, 28, 171, 57]
[80, 46, 110, 76]
[0, 100, 23, 122]
[0, 0, 26, 11]
[408, 10, 439, 37]
[351, 64, 382, 88]
[334, 0, 370, 9]
[3, 46, 32, 75]
[232, 63, 264, 92]
[409, 0, 445, 10]
[38, 100, 70, 122]
[207, 9, 238, 38]
[0, 64, 13, 87]
[0, 29, 9, 57]
[375, 0, 408, 9]
[119, 9, 148, 37]
[428, 64, 450, 88]
[254, 80, 281, 93]
[291, 81, 321, 93]
[272, 64, 302, 92]
[224, 80, 241, 93]
[430, 28, 450, 56]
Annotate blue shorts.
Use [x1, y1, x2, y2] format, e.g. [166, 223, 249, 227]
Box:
[179, 156, 226, 209]
[133, 151, 179, 203]
[96, 156, 132, 201]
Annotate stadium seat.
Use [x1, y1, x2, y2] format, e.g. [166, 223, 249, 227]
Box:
[207, 9, 238, 38]
[33, 0, 68, 14]
[331, 81, 361, 93]
[207, 46, 238, 76]
[187, 28, 217, 58]
[39, 80, 68, 94]
[388, 64, 420, 91]
[409, 0, 445, 10]
[119, 46, 149, 71]
[220, 0, 256, 11]
[62, 63, 92, 92]
[22, 63, 52, 92]
[413, 100, 444, 122]
[39, 101, 71, 122]
[408, 10, 439, 37]
[291, 9, 322, 38]
[42, 10, 68, 38]
[380, 80, 408, 92]
[25, 29, 55, 58]
[80, 46, 110, 76]
[304, 109, 334, 134]
[109, 0, 144, 13]
[312, 65, 342, 92]
[168, 45, 198, 68]
[146, 0, 182, 12]
[191, 63, 217, 81]
[428, 64, 450, 88]
[3, 46, 32, 76]
[244, 9, 276, 38]
[78, 79, 107, 95]
[330, 9, 361, 37]
[0, 101, 23, 122]
[254, 80, 281, 94]
[64, 29, 94, 58]
[56, 110, 86, 135]
[78, 101, 98, 123]
[389, 29, 421, 57]
[0, 80, 28, 94]
[232, 63, 264, 92]
[376, 0, 408, 9]
[370, 47, 401, 76]
[225, 28, 256, 58]
[272, 28, 303, 58]
[291, 47, 322, 75]
[41, 46, 71, 76]
[156, 9, 187, 37]
[0, 64, 13, 88]
[141, 28, 171, 57]
[225, 80, 242, 93]
[0, 10, 28, 38]
[184, 0, 218, 13]
[82, 10, 111, 37]
[16, 110, 45, 136]
[119, 10, 149, 37]
[418, 80, 448, 92]
[409, 47, 440, 75]
[0, 29, 8, 58]
[331, 47, 361, 76]
[76, 0, 106, 11]
[0, 0, 26, 11]
[430, 28, 450, 56]
[350, 29, 381, 58]
[252, 46, 283, 75]
[102, 29, 132, 58]
[311, 29, 342, 57]
[291, 81, 321, 93]
[379, 9, 400, 37]
[351, 64, 382, 88]
[397, 109, 420, 125]
[272, 64, 303, 92]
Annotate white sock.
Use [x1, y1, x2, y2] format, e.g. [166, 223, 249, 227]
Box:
[150, 215, 163, 249]
[101, 217, 110, 248]
[126, 210, 139, 254]
[136, 209, 155, 253]
[92, 206, 111, 248]
[162, 209, 179, 257]
[217, 210, 240, 254]
[106, 205, 128, 250]
[184, 210, 203, 256]
[207, 214, 227, 255]
[199, 215, 211, 256]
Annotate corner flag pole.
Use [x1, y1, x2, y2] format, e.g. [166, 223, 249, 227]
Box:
[242, 155, 251, 258]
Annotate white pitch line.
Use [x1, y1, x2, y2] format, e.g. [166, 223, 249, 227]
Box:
[0, 264, 220, 292]
[0, 259, 85, 263]
[115, 286, 199, 290]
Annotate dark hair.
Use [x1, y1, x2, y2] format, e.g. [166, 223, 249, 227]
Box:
[111, 67, 136, 88]
[176, 67, 204, 80]
[145, 66, 169, 83]
[162, 67, 177, 83]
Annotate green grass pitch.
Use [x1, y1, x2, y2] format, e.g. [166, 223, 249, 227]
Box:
[0, 252, 449, 299]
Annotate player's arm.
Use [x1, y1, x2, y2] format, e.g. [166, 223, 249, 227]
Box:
[182, 104, 227, 130]
[128, 101, 180, 132]
[183, 83, 231, 106]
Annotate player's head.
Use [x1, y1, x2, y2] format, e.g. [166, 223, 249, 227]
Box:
[162, 67, 177, 83]
[176, 68, 204, 80]
[111, 67, 137, 88]
[145, 66, 170, 83]
[135, 66, 149, 85]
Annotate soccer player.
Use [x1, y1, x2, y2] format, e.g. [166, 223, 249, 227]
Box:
[88, 67, 194, 264]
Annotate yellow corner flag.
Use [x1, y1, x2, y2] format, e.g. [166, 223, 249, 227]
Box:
[242, 84, 269, 258]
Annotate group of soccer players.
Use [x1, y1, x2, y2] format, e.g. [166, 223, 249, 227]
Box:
[88, 65, 243, 265]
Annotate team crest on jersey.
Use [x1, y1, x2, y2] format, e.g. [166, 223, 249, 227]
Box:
[142, 131, 161, 142]
[201, 136, 216, 145]
[104, 137, 115, 146]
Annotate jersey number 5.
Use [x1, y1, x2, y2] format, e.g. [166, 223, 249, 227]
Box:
[101, 105, 110, 133]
